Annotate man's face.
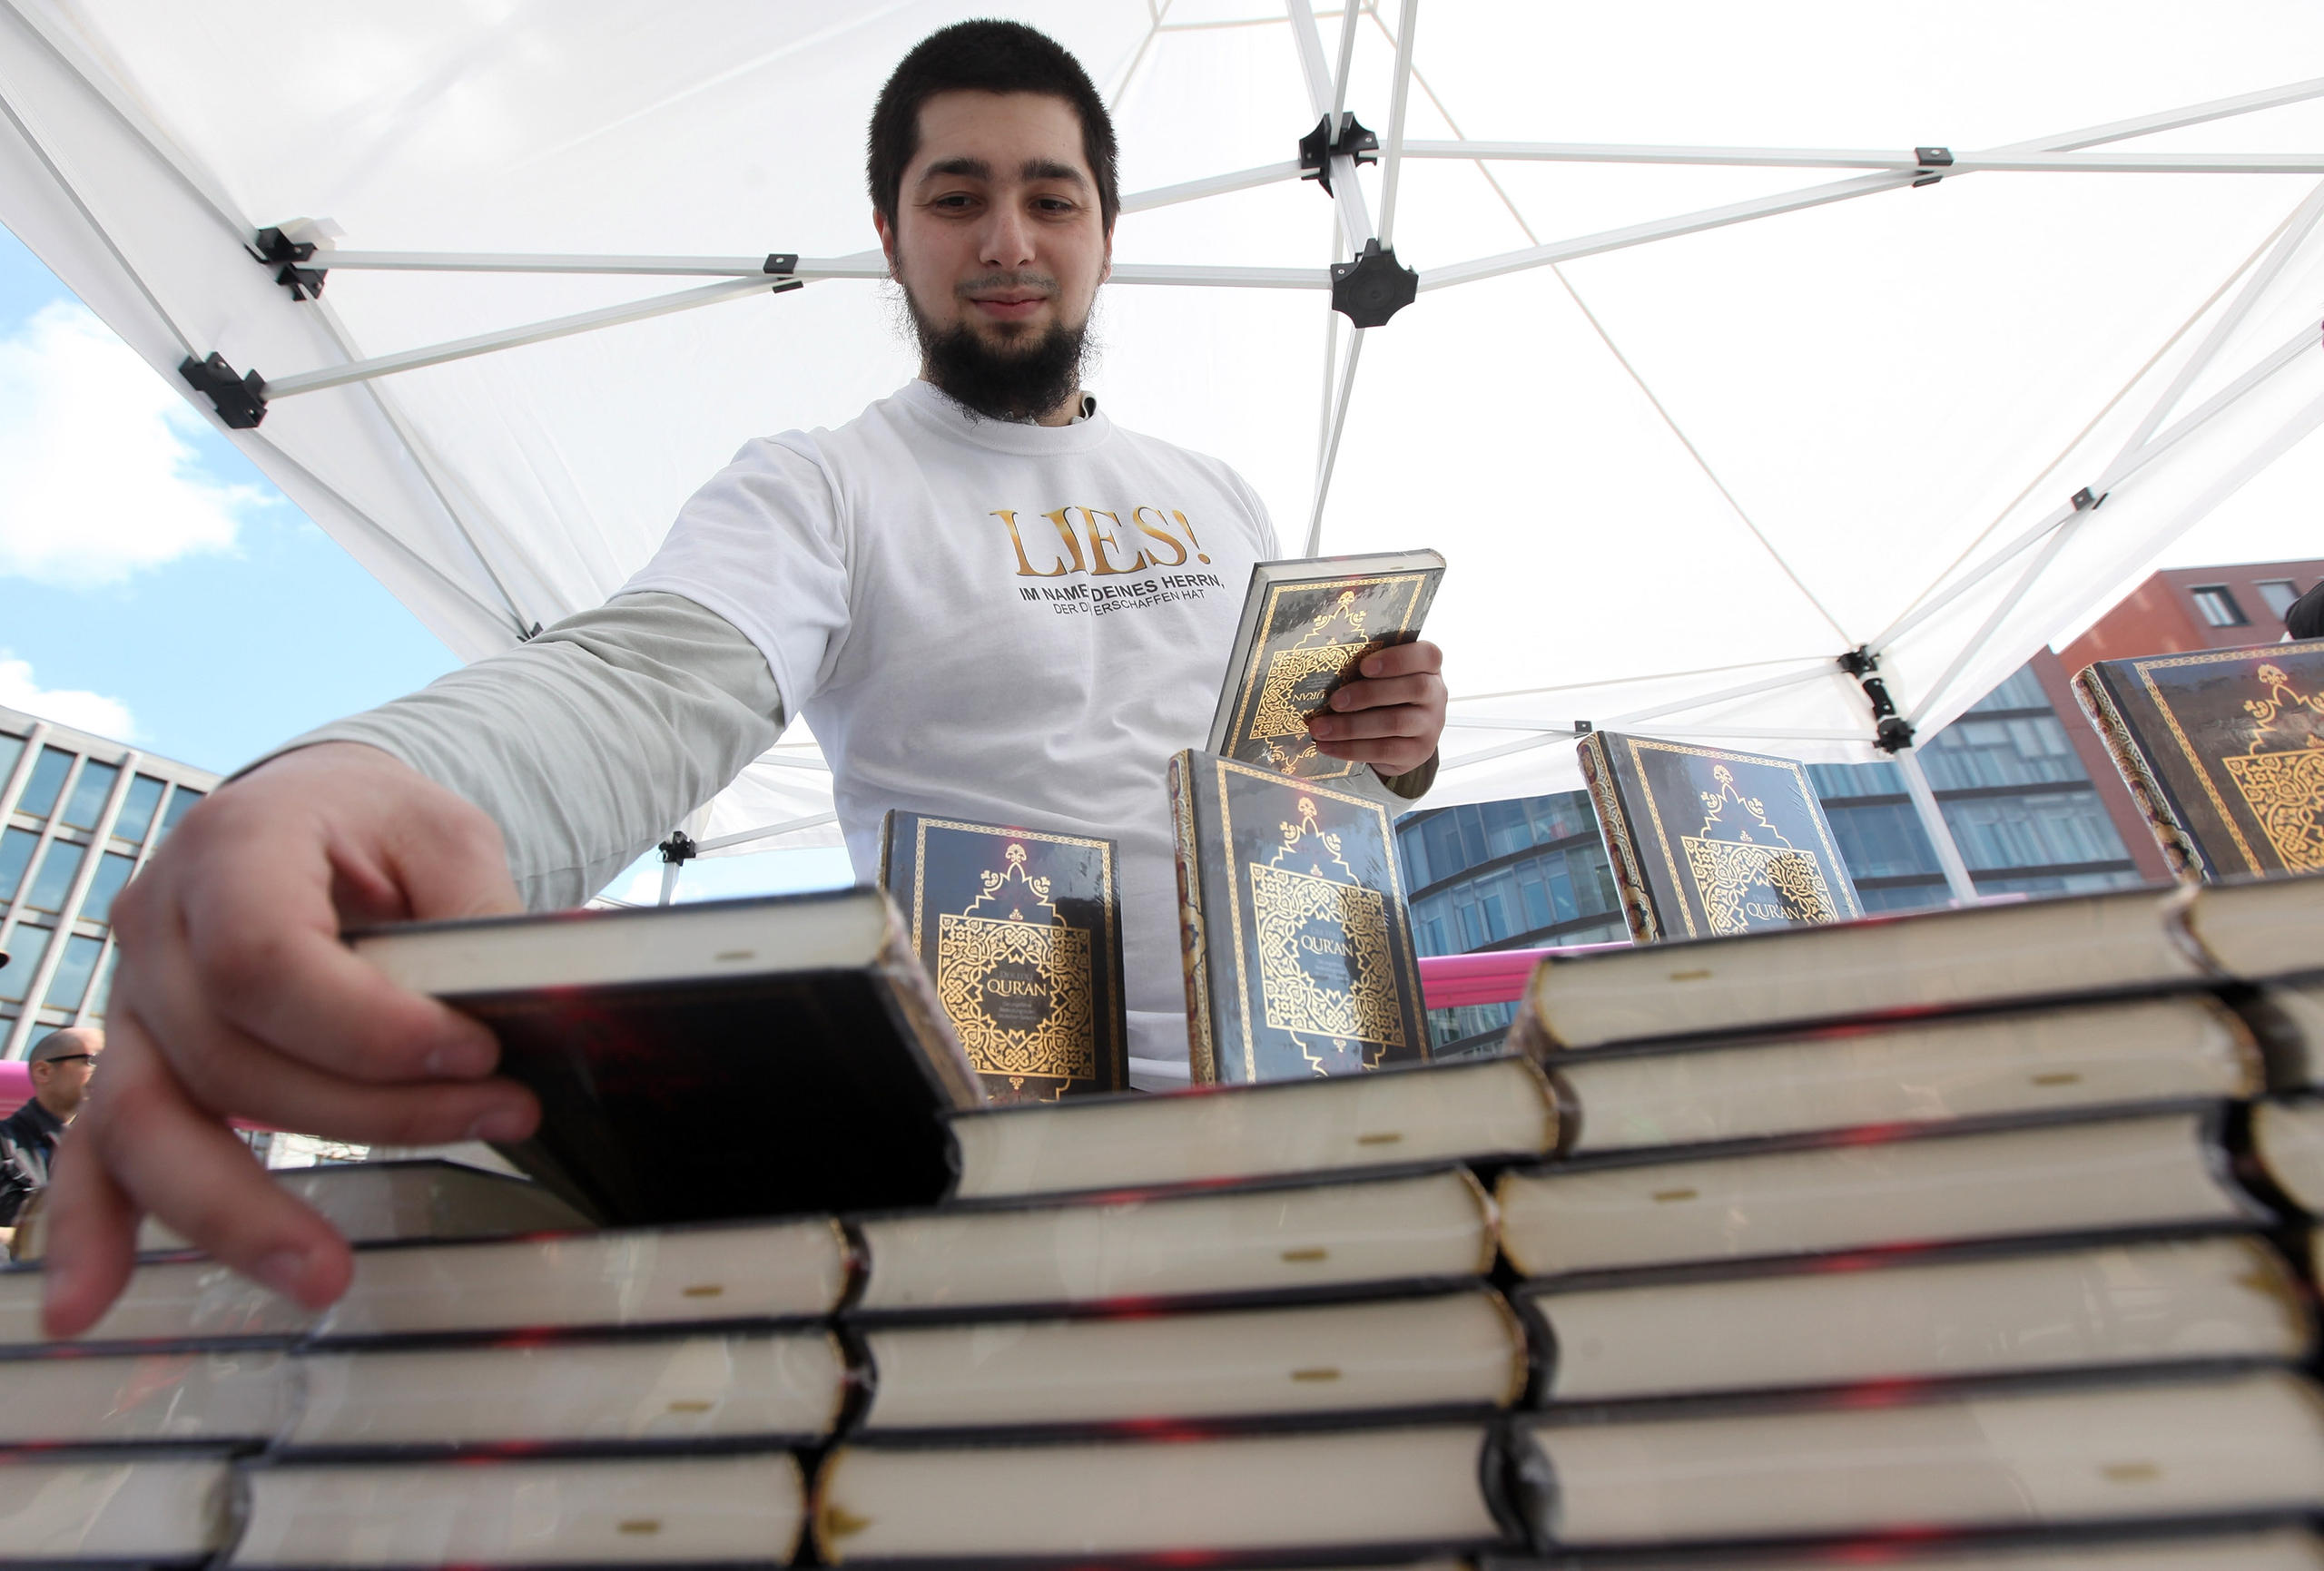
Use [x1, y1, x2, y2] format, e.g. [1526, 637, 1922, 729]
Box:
[875, 90, 1112, 421]
[31, 1040, 98, 1119]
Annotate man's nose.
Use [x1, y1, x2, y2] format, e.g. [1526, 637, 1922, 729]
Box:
[979, 201, 1039, 267]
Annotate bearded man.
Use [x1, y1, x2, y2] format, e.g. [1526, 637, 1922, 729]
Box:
[41, 20, 1446, 1333]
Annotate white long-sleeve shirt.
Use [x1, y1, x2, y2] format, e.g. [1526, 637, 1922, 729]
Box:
[290, 383, 1432, 1084]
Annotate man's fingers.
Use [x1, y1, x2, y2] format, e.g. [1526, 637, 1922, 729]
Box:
[1354, 639, 1443, 679]
[40, 1016, 350, 1336]
[1327, 673, 1442, 712]
[37, 1102, 142, 1340]
[80, 1017, 352, 1312]
[1309, 706, 1429, 743]
[172, 848, 502, 1085]
[143, 915, 536, 1141]
[1314, 734, 1435, 770]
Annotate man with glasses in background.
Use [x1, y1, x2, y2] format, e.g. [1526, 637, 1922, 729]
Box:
[0, 1027, 103, 1228]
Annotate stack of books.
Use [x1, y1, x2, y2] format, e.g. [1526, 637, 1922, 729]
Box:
[4, 874, 2324, 1566]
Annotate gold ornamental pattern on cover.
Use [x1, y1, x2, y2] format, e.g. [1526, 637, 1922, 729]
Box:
[935, 843, 1096, 1084]
[1249, 794, 1406, 1073]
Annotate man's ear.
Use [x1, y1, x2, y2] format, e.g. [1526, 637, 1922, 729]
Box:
[873, 208, 899, 277]
[1099, 221, 1114, 287]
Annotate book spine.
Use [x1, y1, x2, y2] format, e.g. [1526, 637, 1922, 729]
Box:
[1576, 733, 1659, 945]
[2072, 664, 2209, 883]
[1168, 751, 1220, 1085]
[871, 893, 988, 1111]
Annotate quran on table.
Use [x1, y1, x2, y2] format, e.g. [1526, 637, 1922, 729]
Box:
[1169, 548, 1445, 1082]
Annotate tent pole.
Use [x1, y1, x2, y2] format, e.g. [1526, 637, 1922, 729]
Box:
[2102, 178, 2324, 471]
[1376, 0, 1419, 249]
[1873, 309, 2322, 656]
[1426, 73, 2324, 295]
[694, 810, 841, 856]
[1895, 748, 1978, 905]
[1283, 0, 1378, 254]
[261, 276, 782, 399]
[1328, 0, 1358, 127]
[1396, 142, 2324, 174]
[1305, 328, 1366, 555]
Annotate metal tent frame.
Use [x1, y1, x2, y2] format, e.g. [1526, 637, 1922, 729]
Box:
[6, 0, 2323, 906]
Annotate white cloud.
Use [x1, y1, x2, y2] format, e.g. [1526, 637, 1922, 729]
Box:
[0, 654, 135, 741]
[0, 300, 266, 585]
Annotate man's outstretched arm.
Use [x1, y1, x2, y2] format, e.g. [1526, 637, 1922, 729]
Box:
[41, 593, 786, 1337]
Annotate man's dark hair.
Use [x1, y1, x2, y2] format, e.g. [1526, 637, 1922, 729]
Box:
[868, 20, 1120, 233]
[2287, 579, 2324, 640]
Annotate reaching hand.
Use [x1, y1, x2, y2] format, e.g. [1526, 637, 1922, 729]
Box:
[1305, 639, 1447, 778]
[40, 742, 541, 1338]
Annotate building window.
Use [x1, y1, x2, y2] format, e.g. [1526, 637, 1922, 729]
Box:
[23, 840, 87, 913]
[0, 925, 51, 1001]
[2191, 585, 2249, 627]
[2258, 580, 2304, 621]
[154, 786, 205, 843]
[111, 775, 166, 844]
[44, 935, 104, 1013]
[0, 827, 35, 903]
[15, 747, 74, 820]
[0, 734, 21, 790]
[81, 851, 137, 925]
[59, 761, 119, 830]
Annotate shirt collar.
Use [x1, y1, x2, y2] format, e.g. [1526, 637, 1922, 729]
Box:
[894, 378, 1112, 456]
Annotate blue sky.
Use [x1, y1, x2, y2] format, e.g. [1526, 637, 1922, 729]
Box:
[0, 222, 847, 901]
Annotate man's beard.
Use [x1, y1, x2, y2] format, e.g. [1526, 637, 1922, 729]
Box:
[905, 274, 1088, 424]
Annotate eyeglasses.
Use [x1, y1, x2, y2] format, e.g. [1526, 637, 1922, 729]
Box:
[40, 1054, 94, 1065]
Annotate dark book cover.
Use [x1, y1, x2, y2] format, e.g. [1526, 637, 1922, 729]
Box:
[2074, 642, 2324, 882]
[1168, 749, 1429, 1084]
[879, 811, 1128, 1104]
[1208, 550, 1444, 783]
[1577, 731, 1860, 945]
[350, 889, 981, 1228]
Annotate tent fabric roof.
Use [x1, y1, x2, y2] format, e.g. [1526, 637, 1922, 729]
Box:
[5, 1, 2323, 857]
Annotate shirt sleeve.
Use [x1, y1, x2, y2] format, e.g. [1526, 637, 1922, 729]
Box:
[264, 592, 785, 911]
[619, 435, 854, 722]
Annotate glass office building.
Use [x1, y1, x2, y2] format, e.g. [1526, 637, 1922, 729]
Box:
[1809, 663, 2145, 912]
[1395, 657, 2148, 1056]
[0, 702, 219, 1057]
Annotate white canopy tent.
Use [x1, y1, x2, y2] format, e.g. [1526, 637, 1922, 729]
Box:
[5, 1, 2323, 904]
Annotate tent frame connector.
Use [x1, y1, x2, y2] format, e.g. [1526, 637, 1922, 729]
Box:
[1912, 146, 1954, 187]
[1299, 110, 1377, 195]
[1838, 646, 1915, 752]
[658, 831, 698, 866]
[249, 226, 327, 299]
[178, 350, 266, 427]
[762, 252, 798, 278]
[2071, 485, 2107, 511]
[1332, 238, 1417, 327]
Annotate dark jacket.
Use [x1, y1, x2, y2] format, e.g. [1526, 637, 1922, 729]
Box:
[0, 1096, 64, 1226]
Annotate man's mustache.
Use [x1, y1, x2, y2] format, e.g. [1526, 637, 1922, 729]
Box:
[955, 271, 1057, 299]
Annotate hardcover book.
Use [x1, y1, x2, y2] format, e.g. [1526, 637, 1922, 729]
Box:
[2073, 641, 2324, 881]
[1207, 549, 1444, 783]
[349, 889, 981, 1225]
[1577, 730, 1860, 944]
[1509, 1369, 2324, 1549]
[1167, 748, 1429, 1083]
[879, 810, 1127, 1103]
[1523, 1233, 2306, 1404]
[1496, 1108, 2258, 1281]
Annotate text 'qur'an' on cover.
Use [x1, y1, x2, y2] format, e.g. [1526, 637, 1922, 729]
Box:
[1207, 550, 1444, 784]
[880, 811, 1128, 1103]
[1168, 749, 1429, 1085]
[1578, 730, 1861, 945]
[2073, 640, 2324, 882]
